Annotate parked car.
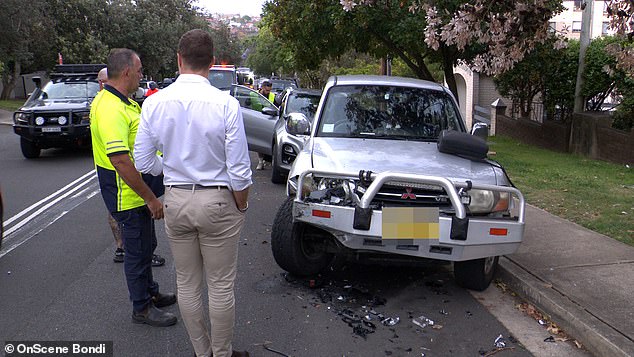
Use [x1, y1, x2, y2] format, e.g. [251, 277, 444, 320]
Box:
[270, 78, 298, 95]
[271, 87, 322, 184]
[229, 84, 278, 158]
[271, 75, 526, 291]
[12, 64, 104, 158]
[208, 65, 237, 91]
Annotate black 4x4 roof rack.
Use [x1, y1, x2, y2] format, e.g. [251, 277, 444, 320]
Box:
[51, 64, 106, 77]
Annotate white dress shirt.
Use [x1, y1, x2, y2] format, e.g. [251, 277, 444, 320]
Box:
[134, 74, 252, 191]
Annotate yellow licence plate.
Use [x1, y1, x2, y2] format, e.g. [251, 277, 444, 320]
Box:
[382, 207, 439, 240]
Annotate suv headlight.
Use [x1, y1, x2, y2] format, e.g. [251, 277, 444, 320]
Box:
[14, 112, 30, 124]
[467, 189, 510, 214]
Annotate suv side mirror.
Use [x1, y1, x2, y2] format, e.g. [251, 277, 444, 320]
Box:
[262, 106, 279, 117]
[286, 113, 311, 136]
[32, 77, 42, 89]
[471, 122, 488, 140]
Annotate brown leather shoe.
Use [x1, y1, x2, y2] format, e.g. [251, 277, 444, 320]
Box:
[231, 351, 249, 357]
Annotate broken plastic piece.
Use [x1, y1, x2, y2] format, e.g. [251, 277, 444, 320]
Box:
[494, 334, 507, 348]
[381, 317, 400, 326]
[538, 319, 546, 325]
[544, 336, 555, 343]
[412, 315, 435, 329]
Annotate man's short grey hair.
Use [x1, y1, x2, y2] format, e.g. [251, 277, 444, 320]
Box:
[107, 48, 138, 80]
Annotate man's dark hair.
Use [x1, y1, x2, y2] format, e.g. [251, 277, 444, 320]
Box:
[178, 29, 214, 71]
[107, 48, 137, 80]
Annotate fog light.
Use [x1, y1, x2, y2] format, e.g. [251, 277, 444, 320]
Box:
[35, 116, 45, 125]
[58, 116, 68, 125]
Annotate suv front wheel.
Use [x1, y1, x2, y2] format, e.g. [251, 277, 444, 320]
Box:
[453, 256, 499, 291]
[20, 137, 41, 159]
[271, 198, 333, 275]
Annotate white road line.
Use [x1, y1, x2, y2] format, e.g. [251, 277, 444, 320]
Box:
[3, 170, 97, 236]
[4, 169, 96, 226]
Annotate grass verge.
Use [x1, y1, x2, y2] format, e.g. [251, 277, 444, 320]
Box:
[489, 135, 633, 246]
[0, 99, 24, 112]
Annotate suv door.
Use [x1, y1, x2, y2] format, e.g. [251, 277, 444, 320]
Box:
[230, 85, 278, 156]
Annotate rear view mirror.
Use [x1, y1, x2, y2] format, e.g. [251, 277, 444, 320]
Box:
[286, 113, 311, 136]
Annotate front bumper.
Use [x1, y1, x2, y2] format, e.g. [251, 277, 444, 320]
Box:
[292, 169, 525, 262]
[13, 124, 91, 147]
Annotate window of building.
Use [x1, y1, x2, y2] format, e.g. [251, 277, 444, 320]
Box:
[602, 22, 610, 35]
[548, 22, 557, 33]
[573, 0, 583, 11]
[572, 21, 582, 32]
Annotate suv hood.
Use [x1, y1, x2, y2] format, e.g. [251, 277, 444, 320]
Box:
[310, 137, 497, 185]
[21, 100, 91, 111]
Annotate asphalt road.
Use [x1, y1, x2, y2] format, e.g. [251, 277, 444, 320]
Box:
[0, 124, 584, 357]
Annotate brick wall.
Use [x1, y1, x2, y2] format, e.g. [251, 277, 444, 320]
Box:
[496, 115, 571, 153]
[495, 112, 633, 164]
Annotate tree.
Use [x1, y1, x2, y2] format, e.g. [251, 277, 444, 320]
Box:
[264, 0, 564, 103]
[0, 0, 55, 99]
[605, 0, 634, 77]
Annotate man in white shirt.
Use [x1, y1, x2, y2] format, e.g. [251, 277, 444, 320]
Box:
[134, 29, 251, 357]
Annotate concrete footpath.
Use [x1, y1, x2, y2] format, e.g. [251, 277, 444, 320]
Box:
[499, 205, 634, 357]
[2, 107, 633, 356]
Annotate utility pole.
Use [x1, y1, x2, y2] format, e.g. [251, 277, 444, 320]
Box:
[574, 0, 594, 113]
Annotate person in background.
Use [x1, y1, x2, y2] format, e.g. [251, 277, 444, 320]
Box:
[145, 81, 159, 97]
[254, 79, 275, 170]
[97, 67, 166, 267]
[90, 49, 176, 327]
[135, 29, 251, 357]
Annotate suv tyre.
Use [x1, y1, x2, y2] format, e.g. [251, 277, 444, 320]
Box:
[20, 137, 41, 159]
[271, 198, 332, 276]
[270, 143, 285, 184]
[453, 256, 499, 291]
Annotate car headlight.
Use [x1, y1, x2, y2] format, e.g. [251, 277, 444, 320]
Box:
[14, 112, 31, 124]
[467, 189, 510, 214]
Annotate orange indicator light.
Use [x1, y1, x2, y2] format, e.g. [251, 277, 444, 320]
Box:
[490, 228, 508, 236]
[312, 210, 331, 218]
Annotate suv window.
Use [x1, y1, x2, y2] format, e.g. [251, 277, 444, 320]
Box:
[27, 79, 100, 104]
[283, 92, 321, 122]
[317, 85, 462, 140]
[208, 67, 237, 90]
[231, 85, 276, 111]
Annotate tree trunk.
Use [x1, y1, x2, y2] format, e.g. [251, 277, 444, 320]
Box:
[0, 60, 21, 100]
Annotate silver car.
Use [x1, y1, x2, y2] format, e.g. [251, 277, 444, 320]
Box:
[271, 75, 525, 291]
[229, 84, 278, 157]
[271, 87, 322, 184]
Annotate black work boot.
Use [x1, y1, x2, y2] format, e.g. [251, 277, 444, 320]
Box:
[132, 304, 177, 327]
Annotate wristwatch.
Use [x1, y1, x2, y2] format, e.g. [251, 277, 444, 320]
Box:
[238, 202, 249, 213]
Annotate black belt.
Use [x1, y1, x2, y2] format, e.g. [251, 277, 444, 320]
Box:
[170, 184, 228, 190]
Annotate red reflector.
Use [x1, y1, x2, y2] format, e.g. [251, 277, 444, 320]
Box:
[490, 228, 508, 236]
[312, 210, 331, 218]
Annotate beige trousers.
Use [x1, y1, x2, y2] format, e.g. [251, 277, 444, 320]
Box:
[164, 186, 245, 357]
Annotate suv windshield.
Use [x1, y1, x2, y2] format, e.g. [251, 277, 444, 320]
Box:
[316, 85, 462, 140]
[208, 70, 236, 90]
[28, 79, 100, 103]
[271, 79, 297, 93]
[286, 93, 321, 122]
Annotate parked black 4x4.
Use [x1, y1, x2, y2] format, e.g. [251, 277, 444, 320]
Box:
[13, 64, 105, 158]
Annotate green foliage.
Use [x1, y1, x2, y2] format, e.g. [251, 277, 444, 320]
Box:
[490, 135, 634, 246]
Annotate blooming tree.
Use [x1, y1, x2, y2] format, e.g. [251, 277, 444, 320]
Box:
[605, 0, 634, 77]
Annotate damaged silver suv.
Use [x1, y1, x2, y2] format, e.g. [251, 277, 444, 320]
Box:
[271, 75, 525, 291]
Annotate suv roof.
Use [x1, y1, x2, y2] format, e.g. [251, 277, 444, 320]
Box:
[50, 64, 105, 78]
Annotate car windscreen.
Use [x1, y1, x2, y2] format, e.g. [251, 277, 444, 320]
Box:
[271, 80, 296, 92]
[208, 70, 235, 90]
[286, 93, 321, 121]
[28, 79, 100, 104]
[316, 85, 463, 140]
